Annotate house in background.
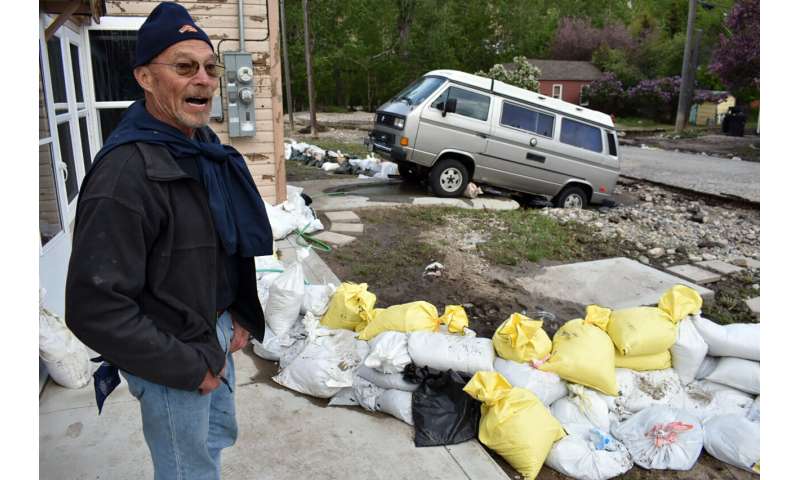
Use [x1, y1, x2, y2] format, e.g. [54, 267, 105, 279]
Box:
[519, 59, 604, 105]
[690, 91, 736, 126]
[38, 0, 285, 387]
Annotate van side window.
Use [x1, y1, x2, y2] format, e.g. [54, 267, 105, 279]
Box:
[500, 102, 555, 137]
[606, 131, 618, 156]
[560, 118, 603, 153]
[432, 86, 490, 121]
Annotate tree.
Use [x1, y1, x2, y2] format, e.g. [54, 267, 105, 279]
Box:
[548, 17, 634, 60]
[710, 0, 759, 101]
[584, 73, 627, 115]
[592, 45, 643, 87]
[475, 56, 541, 92]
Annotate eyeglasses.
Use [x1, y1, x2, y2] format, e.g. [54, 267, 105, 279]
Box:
[148, 61, 225, 78]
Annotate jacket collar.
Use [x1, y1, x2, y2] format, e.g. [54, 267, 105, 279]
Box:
[137, 142, 193, 182]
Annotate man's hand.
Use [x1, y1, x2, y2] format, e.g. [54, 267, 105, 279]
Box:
[230, 315, 249, 353]
[198, 370, 221, 395]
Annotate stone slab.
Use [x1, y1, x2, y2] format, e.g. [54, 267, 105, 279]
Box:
[695, 260, 744, 275]
[666, 264, 722, 285]
[275, 239, 340, 285]
[331, 222, 365, 234]
[324, 210, 361, 223]
[310, 231, 357, 247]
[468, 198, 520, 210]
[732, 257, 761, 269]
[746, 297, 760, 316]
[411, 197, 470, 208]
[517, 257, 714, 310]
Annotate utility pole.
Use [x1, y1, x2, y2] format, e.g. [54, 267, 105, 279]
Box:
[675, 0, 698, 132]
[682, 28, 703, 126]
[302, 0, 317, 138]
[279, 0, 294, 132]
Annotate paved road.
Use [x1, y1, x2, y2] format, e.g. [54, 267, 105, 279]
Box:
[620, 146, 760, 202]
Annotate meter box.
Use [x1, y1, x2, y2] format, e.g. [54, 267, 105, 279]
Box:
[223, 52, 256, 137]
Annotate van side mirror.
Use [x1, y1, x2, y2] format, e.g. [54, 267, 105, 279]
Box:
[442, 98, 457, 117]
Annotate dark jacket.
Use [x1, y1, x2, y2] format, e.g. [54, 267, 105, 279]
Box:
[65, 141, 266, 391]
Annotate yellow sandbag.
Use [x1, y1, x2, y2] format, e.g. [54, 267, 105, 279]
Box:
[357, 301, 440, 340]
[607, 307, 677, 357]
[539, 318, 619, 396]
[492, 313, 552, 362]
[440, 305, 469, 334]
[464, 372, 565, 480]
[615, 350, 672, 371]
[320, 282, 376, 331]
[658, 284, 703, 323]
[584, 305, 612, 330]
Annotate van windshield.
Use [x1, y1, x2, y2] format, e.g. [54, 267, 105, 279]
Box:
[391, 76, 445, 106]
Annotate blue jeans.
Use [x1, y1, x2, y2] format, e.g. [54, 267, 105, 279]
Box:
[123, 311, 236, 480]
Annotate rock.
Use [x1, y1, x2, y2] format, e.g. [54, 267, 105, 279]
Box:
[702, 253, 716, 261]
[752, 284, 760, 291]
[648, 247, 665, 259]
[640, 194, 653, 202]
[732, 156, 742, 161]
[689, 254, 703, 262]
[638, 256, 650, 265]
[667, 248, 676, 255]
[599, 207, 610, 214]
[676, 245, 689, 255]
[690, 213, 708, 223]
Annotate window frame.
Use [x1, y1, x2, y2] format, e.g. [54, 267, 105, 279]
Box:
[558, 117, 604, 154]
[498, 100, 555, 139]
[552, 84, 563, 100]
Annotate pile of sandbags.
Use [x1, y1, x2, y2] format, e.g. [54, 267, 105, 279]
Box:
[263, 185, 323, 240]
[284, 139, 399, 179]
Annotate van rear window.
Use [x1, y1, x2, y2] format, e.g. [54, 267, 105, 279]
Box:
[500, 102, 554, 137]
[607, 131, 617, 156]
[560, 118, 603, 153]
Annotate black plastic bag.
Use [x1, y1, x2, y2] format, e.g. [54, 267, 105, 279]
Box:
[406, 365, 480, 447]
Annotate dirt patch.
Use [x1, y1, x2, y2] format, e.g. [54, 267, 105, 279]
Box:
[623, 132, 760, 162]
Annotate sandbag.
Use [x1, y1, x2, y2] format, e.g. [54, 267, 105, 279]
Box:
[614, 350, 671, 371]
[320, 283, 376, 332]
[539, 316, 618, 396]
[264, 250, 307, 336]
[670, 317, 709, 384]
[439, 305, 469, 334]
[545, 427, 634, 480]
[39, 301, 92, 389]
[550, 384, 611, 433]
[357, 365, 418, 392]
[692, 315, 760, 361]
[747, 395, 760, 422]
[358, 301, 440, 341]
[681, 380, 754, 422]
[363, 331, 411, 374]
[301, 283, 336, 317]
[611, 406, 704, 471]
[408, 331, 494, 375]
[493, 357, 567, 406]
[464, 371, 566, 479]
[492, 312, 552, 362]
[658, 285, 703, 323]
[377, 389, 414, 425]
[703, 414, 760, 473]
[705, 357, 760, 394]
[612, 368, 684, 420]
[607, 307, 677, 357]
[695, 355, 719, 380]
[264, 201, 297, 240]
[410, 368, 481, 447]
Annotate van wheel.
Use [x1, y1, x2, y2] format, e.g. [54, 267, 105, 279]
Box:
[555, 186, 588, 209]
[429, 158, 469, 197]
[397, 161, 422, 182]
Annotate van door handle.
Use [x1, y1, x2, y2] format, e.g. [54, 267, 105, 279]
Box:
[475, 132, 487, 138]
[526, 152, 546, 163]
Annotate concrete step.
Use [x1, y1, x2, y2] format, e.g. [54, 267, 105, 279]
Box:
[330, 222, 364, 235]
[324, 210, 361, 224]
[694, 260, 743, 275]
[666, 264, 722, 285]
[311, 231, 357, 248]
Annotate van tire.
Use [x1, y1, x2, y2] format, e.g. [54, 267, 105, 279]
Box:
[554, 185, 589, 209]
[429, 158, 469, 197]
[397, 161, 423, 182]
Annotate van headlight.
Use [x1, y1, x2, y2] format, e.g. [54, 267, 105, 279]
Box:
[393, 117, 405, 129]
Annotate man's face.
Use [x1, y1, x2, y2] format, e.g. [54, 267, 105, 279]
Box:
[135, 40, 219, 136]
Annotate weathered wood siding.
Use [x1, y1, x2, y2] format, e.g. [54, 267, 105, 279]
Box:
[107, 0, 285, 203]
[39, 72, 61, 237]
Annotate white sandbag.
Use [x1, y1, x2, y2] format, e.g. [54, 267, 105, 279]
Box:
[670, 318, 708, 385]
[681, 380, 754, 422]
[376, 389, 414, 425]
[703, 414, 760, 472]
[364, 331, 411, 374]
[692, 315, 759, 361]
[695, 355, 718, 380]
[407, 331, 494, 375]
[254, 254, 284, 280]
[252, 320, 307, 362]
[328, 387, 359, 407]
[283, 186, 323, 234]
[321, 162, 340, 171]
[301, 283, 336, 317]
[493, 357, 567, 406]
[612, 406, 704, 471]
[264, 250, 307, 336]
[273, 327, 367, 398]
[349, 375, 385, 411]
[39, 299, 92, 389]
[612, 368, 684, 420]
[551, 384, 611, 433]
[437, 324, 477, 337]
[747, 395, 760, 422]
[545, 427, 633, 480]
[373, 161, 398, 179]
[705, 357, 760, 394]
[264, 201, 297, 240]
[357, 365, 418, 392]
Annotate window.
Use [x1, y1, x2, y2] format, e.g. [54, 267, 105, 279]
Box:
[560, 118, 603, 153]
[606, 131, 617, 156]
[552, 84, 563, 100]
[580, 85, 590, 106]
[432, 86, 490, 121]
[500, 102, 555, 137]
[391, 76, 445, 106]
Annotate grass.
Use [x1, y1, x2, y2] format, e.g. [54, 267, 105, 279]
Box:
[702, 270, 760, 324]
[615, 116, 674, 130]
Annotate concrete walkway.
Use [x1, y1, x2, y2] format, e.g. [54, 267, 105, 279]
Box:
[620, 146, 760, 202]
[39, 241, 507, 480]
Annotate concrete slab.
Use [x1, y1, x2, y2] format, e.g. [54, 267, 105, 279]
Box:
[276, 239, 340, 286]
[732, 257, 761, 269]
[746, 297, 760, 317]
[324, 210, 361, 223]
[666, 264, 722, 285]
[468, 198, 520, 210]
[517, 257, 714, 309]
[411, 197, 470, 208]
[331, 222, 365, 234]
[695, 260, 743, 275]
[311, 231, 358, 247]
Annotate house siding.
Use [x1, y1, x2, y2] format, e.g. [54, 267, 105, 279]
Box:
[105, 0, 285, 204]
[538, 80, 591, 105]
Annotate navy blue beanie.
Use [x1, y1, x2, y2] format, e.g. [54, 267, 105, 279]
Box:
[134, 2, 214, 67]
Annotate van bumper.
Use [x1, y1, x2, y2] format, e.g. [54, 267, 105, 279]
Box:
[365, 134, 407, 162]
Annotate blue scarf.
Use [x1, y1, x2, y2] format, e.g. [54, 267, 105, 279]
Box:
[93, 100, 272, 257]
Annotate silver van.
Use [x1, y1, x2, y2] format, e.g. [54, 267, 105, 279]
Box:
[366, 69, 620, 208]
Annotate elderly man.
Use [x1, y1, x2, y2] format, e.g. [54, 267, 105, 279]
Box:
[65, 3, 272, 478]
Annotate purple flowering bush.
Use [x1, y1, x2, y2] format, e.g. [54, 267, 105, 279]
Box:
[584, 73, 627, 115]
[626, 76, 681, 122]
[710, 0, 759, 101]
